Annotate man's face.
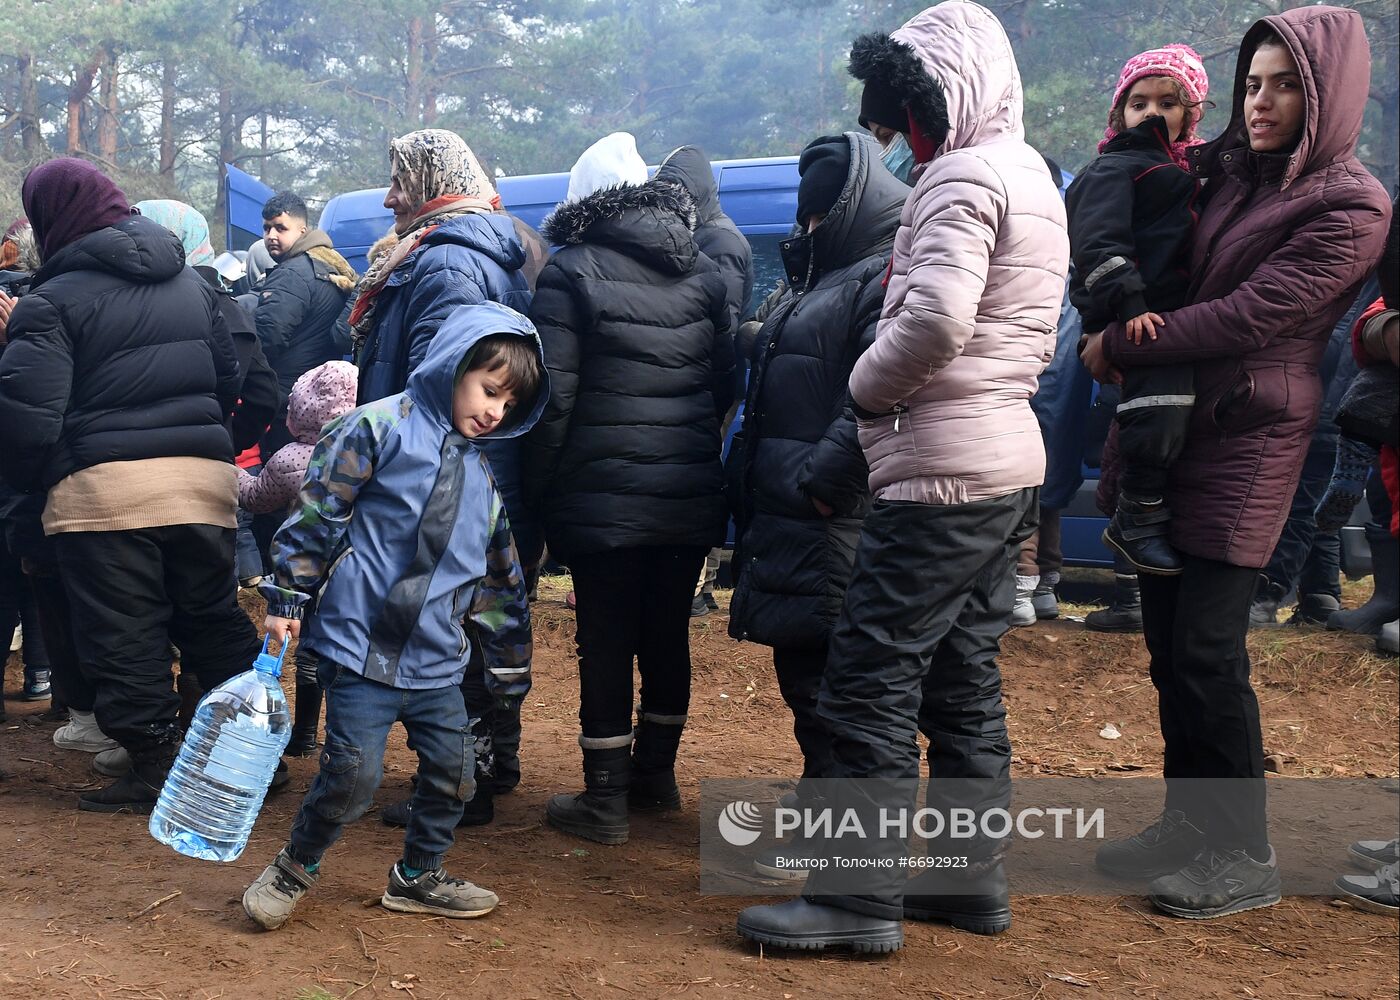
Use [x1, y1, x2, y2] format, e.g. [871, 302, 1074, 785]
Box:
[452, 365, 518, 438]
[262, 213, 307, 259]
[384, 176, 417, 235]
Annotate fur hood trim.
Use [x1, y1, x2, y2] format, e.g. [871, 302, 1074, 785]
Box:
[849, 31, 950, 152]
[541, 179, 697, 247]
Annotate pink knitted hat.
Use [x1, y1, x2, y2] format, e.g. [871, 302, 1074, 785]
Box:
[1101, 44, 1210, 168]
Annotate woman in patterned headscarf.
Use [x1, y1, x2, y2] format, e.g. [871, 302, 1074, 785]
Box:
[349, 127, 545, 832]
[347, 129, 502, 351]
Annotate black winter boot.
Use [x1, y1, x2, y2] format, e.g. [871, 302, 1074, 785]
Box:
[1085, 572, 1143, 633]
[78, 742, 175, 814]
[1328, 532, 1399, 637]
[285, 675, 322, 758]
[1104, 494, 1183, 576]
[546, 739, 632, 845]
[629, 711, 685, 812]
[903, 862, 1012, 935]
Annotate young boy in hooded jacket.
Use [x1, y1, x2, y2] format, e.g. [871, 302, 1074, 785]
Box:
[241, 301, 546, 930]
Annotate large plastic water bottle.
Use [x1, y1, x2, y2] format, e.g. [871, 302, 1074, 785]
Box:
[149, 637, 292, 862]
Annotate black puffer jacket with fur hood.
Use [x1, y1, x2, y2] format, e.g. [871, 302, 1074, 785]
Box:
[522, 179, 735, 559]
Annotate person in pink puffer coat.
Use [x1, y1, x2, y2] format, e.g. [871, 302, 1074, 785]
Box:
[237, 360, 358, 516]
[737, 0, 1068, 955]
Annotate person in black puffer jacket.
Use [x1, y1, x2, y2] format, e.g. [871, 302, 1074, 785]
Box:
[0, 159, 261, 814]
[254, 191, 356, 453]
[725, 134, 903, 871]
[523, 131, 734, 846]
[655, 145, 755, 614]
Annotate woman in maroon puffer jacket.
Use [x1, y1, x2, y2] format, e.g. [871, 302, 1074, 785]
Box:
[1082, 5, 1391, 920]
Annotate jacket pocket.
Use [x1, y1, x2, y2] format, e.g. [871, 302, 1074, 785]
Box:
[1211, 365, 1289, 437]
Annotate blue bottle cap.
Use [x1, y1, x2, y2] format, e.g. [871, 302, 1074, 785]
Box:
[252, 635, 291, 678]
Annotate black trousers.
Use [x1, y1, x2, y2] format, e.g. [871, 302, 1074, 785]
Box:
[24, 559, 94, 712]
[570, 545, 707, 740]
[772, 644, 834, 793]
[1117, 363, 1195, 498]
[1, 537, 48, 676]
[1139, 556, 1268, 856]
[54, 524, 261, 755]
[803, 490, 1038, 920]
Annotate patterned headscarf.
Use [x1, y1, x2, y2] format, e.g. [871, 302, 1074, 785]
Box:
[389, 129, 501, 220]
[135, 199, 216, 268]
[348, 130, 502, 354]
[1100, 44, 1210, 170]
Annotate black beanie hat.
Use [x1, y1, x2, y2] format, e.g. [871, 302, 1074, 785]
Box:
[796, 137, 851, 225]
[858, 78, 908, 134]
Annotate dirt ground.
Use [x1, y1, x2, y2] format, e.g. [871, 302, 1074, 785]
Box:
[1, 575, 1396, 1000]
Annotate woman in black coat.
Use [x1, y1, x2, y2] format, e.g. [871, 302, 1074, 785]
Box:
[725, 133, 905, 875]
[523, 132, 733, 846]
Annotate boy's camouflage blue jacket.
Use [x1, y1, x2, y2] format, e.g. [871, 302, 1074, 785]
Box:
[262, 302, 549, 697]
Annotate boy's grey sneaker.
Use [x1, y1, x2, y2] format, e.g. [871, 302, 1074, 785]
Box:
[1095, 809, 1205, 880]
[381, 864, 498, 918]
[1032, 577, 1059, 620]
[1348, 839, 1400, 869]
[243, 848, 319, 930]
[1334, 861, 1398, 916]
[1148, 846, 1281, 920]
[53, 710, 119, 753]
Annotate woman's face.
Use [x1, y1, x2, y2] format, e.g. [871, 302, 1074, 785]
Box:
[1244, 41, 1305, 153]
[383, 175, 418, 234]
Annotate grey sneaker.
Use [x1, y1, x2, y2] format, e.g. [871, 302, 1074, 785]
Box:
[1334, 861, 1398, 916]
[1095, 809, 1206, 880]
[1349, 839, 1400, 869]
[1010, 576, 1038, 628]
[381, 864, 498, 918]
[1031, 579, 1059, 620]
[243, 848, 319, 930]
[1148, 846, 1281, 920]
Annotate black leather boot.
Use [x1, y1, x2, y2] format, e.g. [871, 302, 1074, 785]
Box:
[1103, 494, 1183, 576]
[1085, 570, 1143, 633]
[546, 739, 631, 845]
[903, 863, 1012, 934]
[629, 711, 685, 812]
[79, 742, 175, 814]
[285, 675, 323, 758]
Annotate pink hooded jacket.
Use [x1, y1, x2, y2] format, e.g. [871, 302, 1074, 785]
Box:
[849, 1, 1069, 505]
[237, 359, 358, 514]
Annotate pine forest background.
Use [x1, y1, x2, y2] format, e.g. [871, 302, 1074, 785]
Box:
[1, 0, 1396, 245]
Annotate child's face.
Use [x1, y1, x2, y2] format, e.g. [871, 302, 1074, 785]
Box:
[452, 366, 518, 438]
[1244, 42, 1305, 154]
[1122, 77, 1188, 142]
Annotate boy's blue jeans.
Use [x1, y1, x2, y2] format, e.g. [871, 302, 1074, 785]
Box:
[288, 655, 475, 872]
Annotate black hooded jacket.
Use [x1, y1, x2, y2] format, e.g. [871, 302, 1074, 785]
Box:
[725, 133, 905, 648]
[254, 229, 353, 405]
[523, 179, 735, 559]
[656, 146, 754, 333]
[0, 215, 239, 492]
[1065, 116, 1199, 333]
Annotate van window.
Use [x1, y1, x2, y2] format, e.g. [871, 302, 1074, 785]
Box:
[745, 233, 789, 320]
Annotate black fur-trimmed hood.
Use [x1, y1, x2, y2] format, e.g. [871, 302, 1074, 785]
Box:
[542, 178, 697, 246]
[541, 178, 700, 276]
[850, 2, 1025, 156]
[849, 32, 950, 153]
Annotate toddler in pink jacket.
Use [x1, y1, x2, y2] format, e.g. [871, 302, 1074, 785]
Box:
[238, 360, 358, 515]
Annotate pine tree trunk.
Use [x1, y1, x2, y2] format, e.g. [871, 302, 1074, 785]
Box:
[406, 16, 424, 126]
[66, 54, 102, 155]
[97, 47, 119, 164]
[18, 52, 42, 153]
[159, 60, 176, 177]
